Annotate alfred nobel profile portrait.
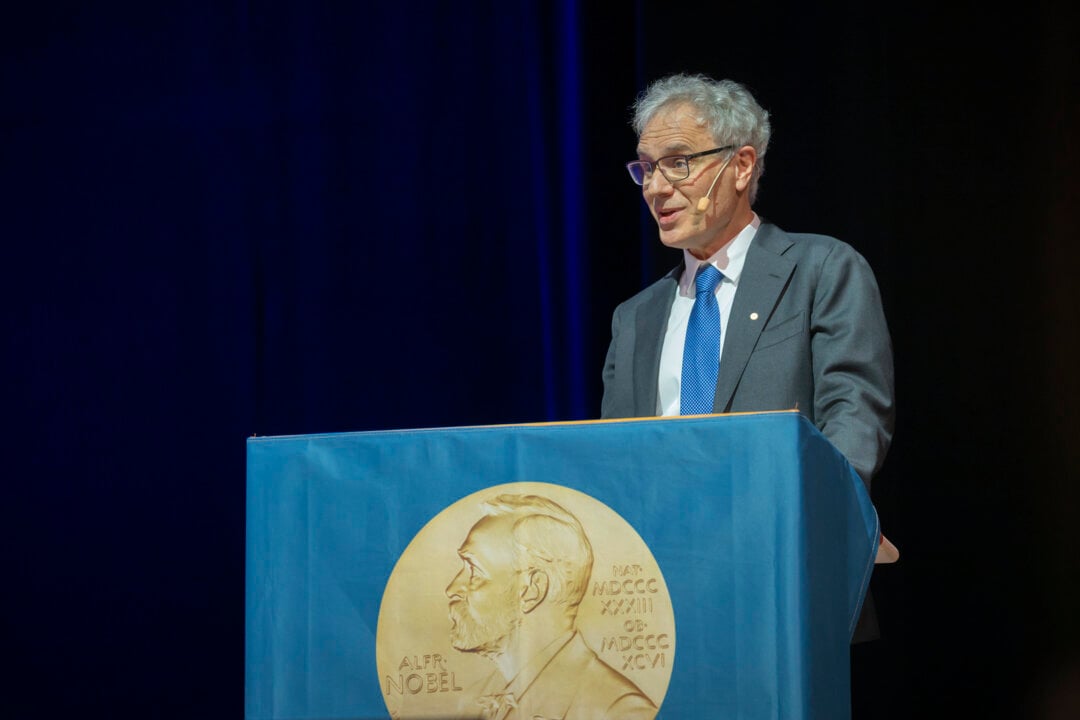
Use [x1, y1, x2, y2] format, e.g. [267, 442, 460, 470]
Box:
[445, 493, 658, 720]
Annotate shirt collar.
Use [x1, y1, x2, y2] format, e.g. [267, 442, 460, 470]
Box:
[680, 213, 760, 296]
[493, 630, 575, 703]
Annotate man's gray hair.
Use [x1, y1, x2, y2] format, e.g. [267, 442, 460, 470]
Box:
[632, 73, 772, 204]
[481, 493, 593, 610]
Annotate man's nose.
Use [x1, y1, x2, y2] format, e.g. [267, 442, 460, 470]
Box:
[644, 169, 673, 196]
[445, 568, 465, 598]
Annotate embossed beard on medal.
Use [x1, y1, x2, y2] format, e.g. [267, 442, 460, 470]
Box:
[376, 482, 674, 720]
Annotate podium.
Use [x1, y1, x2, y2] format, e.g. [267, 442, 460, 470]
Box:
[245, 410, 879, 719]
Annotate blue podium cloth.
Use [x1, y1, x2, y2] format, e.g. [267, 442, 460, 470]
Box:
[246, 410, 878, 720]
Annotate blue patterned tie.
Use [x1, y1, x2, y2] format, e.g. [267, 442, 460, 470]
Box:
[681, 264, 724, 415]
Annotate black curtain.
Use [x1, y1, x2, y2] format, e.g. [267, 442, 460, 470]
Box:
[4, 2, 1077, 717]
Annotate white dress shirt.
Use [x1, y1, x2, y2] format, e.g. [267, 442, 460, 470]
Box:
[656, 213, 761, 416]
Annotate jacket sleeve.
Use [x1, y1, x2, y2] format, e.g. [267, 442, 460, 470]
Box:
[809, 242, 895, 486]
[600, 301, 627, 419]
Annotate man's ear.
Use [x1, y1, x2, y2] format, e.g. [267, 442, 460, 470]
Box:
[734, 145, 757, 192]
[520, 569, 549, 614]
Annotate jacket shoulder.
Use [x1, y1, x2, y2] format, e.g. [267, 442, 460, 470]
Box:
[757, 222, 868, 263]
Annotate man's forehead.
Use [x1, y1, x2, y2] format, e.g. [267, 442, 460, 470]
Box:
[459, 515, 512, 557]
[637, 104, 712, 155]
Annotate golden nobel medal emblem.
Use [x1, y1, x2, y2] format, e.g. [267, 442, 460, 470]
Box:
[376, 482, 675, 719]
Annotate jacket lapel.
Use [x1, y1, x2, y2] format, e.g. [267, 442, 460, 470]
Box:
[714, 224, 796, 412]
[633, 268, 680, 416]
[514, 633, 594, 719]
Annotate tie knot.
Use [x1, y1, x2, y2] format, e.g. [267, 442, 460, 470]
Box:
[695, 264, 723, 295]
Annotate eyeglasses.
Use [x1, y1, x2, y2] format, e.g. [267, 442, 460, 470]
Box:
[626, 145, 734, 186]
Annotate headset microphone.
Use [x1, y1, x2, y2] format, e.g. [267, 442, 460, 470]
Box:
[695, 155, 734, 213]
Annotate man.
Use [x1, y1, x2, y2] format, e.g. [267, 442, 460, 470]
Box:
[445, 493, 657, 720]
[601, 73, 894, 489]
[601, 74, 895, 644]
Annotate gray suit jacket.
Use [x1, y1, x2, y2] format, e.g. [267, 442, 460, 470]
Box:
[601, 221, 895, 486]
[465, 632, 656, 720]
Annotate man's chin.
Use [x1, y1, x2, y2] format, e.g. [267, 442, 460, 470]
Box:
[658, 232, 692, 251]
[659, 228, 722, 259]
[657, 223, 698, 245]
[449, 619, 512, 655]
[450, 635, 503, 655]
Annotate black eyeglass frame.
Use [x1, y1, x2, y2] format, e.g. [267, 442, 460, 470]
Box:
[625, 145, 735, 185]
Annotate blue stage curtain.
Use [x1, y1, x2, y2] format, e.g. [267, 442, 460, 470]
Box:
[3, 3, 593, 716]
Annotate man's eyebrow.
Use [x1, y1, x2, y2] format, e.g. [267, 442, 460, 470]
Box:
[458, 548, 483, 568]
[636, 142, 694, 158]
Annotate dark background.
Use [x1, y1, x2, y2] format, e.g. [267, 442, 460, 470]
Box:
[3, 2, 1077, 718]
